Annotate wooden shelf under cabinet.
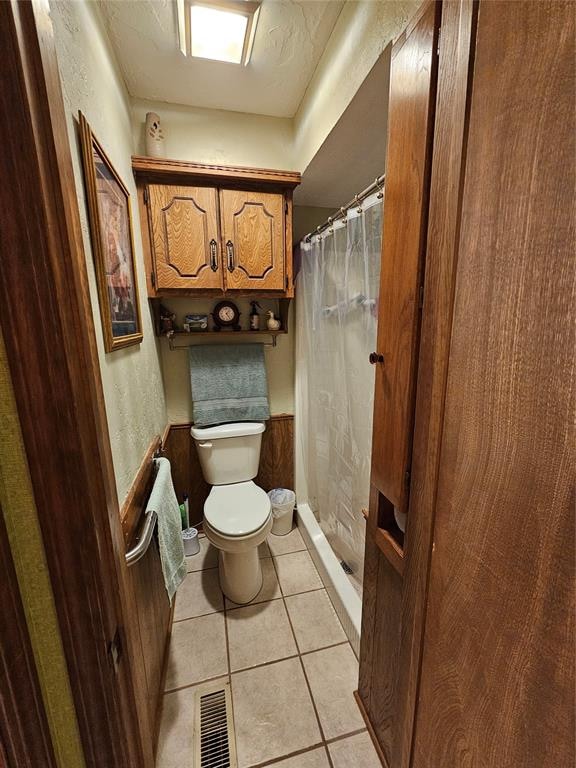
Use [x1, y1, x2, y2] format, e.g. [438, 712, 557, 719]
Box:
[374, 528, 405, 576]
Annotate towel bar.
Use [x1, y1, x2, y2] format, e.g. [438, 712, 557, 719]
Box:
[167, 330, 278, 350]
[125, 508, 158, 566]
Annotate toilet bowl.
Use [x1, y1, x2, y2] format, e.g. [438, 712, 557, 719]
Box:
[191, 422, 271, 604]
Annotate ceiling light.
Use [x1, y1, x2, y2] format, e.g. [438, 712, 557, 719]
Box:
[177, 0, 261, 66]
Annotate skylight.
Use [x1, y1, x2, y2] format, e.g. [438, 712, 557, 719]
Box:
[177, 1, 261, 66]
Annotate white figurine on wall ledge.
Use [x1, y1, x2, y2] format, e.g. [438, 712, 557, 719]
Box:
[145, 111, 166, 158]
[267, 311, 281, 331]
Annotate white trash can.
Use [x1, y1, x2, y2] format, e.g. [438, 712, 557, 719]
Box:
[268, 489, 296, 536]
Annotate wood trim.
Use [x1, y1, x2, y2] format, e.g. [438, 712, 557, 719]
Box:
[391, 0, 434, 60]
[284, 190, 294, 297]
[120, 435, 162, 544]
[0, 504, 58, 768]
[0, 3, 150, 765]
[393, 3, 478, 766]
[354, 691, 389, 768]
[138, 184, 157, 297]
[357, 484, 382, 715]
[374, 528, 404, 576]
[132, 155, 301, 188]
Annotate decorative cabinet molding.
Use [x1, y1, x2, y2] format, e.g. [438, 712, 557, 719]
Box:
[133, 157, 300, 297]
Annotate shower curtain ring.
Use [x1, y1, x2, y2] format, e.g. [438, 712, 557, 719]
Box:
[355, 194, 362, 213]
[340, 207, 347, 224]
[376, 177, 384, 199]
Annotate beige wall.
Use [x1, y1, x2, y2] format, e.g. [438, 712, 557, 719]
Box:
[158, 298, 294, 421]
[132, 98, 294, 169]
[293, 205, 334, 243]
[293, 0, 418, 171]
[51, 0, 167, 502]
[0, 331, 85, 768]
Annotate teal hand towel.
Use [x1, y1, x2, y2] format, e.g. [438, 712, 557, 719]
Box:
[189, 344, 270, 426]
[147, 457, 186, 603]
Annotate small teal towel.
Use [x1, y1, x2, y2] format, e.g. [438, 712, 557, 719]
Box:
[189, 344, 270, 426]
[147, 457, 186, 603]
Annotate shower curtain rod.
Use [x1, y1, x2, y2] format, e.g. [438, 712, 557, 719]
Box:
[304, 173, 385, 242]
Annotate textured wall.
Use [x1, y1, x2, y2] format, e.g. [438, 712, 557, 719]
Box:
[293, 205, 334, 243]
[51, 0, 167, 502]
[132, 98, 295, 169]
[0, 331, 85, 768]
[293, 0, 419, 171]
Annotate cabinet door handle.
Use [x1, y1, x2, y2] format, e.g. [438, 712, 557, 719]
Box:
[369, 352, 384, 364]
[209, 239, 218, 272]
[226, 240, 235, 272]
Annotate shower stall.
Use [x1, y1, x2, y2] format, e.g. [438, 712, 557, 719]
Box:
[295, 182, 383, 652]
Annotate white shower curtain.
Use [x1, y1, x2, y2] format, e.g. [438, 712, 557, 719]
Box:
[295, 191, 383, 592]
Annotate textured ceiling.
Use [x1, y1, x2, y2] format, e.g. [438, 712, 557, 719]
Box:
[98, 0, 344, 118]
[295, 46, 391, 208]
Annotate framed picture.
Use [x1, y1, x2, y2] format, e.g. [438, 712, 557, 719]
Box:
[78, 111, 143, 352]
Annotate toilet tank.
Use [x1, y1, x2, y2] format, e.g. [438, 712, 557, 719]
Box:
[190, 422, 265, 485]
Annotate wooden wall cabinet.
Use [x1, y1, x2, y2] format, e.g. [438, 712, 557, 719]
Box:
[133, 158, 300, 297]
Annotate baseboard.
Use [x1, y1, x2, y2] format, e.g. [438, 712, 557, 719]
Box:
[296, 502, 362, 657]
[354, 690, 388, 768]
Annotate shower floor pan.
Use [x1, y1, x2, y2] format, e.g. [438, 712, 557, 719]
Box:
[296, 503, 362, 658]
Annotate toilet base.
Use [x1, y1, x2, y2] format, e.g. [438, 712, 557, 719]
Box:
[203, 514, 272, 605]
[219, 548, 263, 604]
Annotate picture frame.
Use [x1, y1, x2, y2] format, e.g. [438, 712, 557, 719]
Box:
[78, 111, 143, 352]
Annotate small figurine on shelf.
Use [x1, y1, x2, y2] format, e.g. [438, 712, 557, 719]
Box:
[249, 301, 261, 330]
[159, 304, 177, 334]
[267, 311, 281, 331]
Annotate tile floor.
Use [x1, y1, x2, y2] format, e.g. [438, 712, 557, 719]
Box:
[156, 526, 381, 768]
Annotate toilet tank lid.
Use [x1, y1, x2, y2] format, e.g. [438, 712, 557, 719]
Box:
[190, 422, 266, 440]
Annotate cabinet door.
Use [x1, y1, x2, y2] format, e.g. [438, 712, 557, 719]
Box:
[147, 185, 223, 290]
[219, 190, 285, 291]
[358, 3, 440, 766]
[370, 0, 438, 513]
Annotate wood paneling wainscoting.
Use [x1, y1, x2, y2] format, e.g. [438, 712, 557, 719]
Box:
[163, 424, 210, 527]
[164, 415, 294, 526]
[120, 430, 173, 757]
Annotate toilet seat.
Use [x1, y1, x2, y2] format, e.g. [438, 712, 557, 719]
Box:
[204, 481, 271, 537]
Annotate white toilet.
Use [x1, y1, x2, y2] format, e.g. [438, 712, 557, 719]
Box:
[191, 422, 272, 604]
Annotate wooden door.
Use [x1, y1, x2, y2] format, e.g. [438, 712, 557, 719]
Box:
[147, 184, 223, 290]
[370, 1, 439, 514]
[412, 2, 575, 766]
[219, 189, 285, 291]
[358, 3, 440, 765]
